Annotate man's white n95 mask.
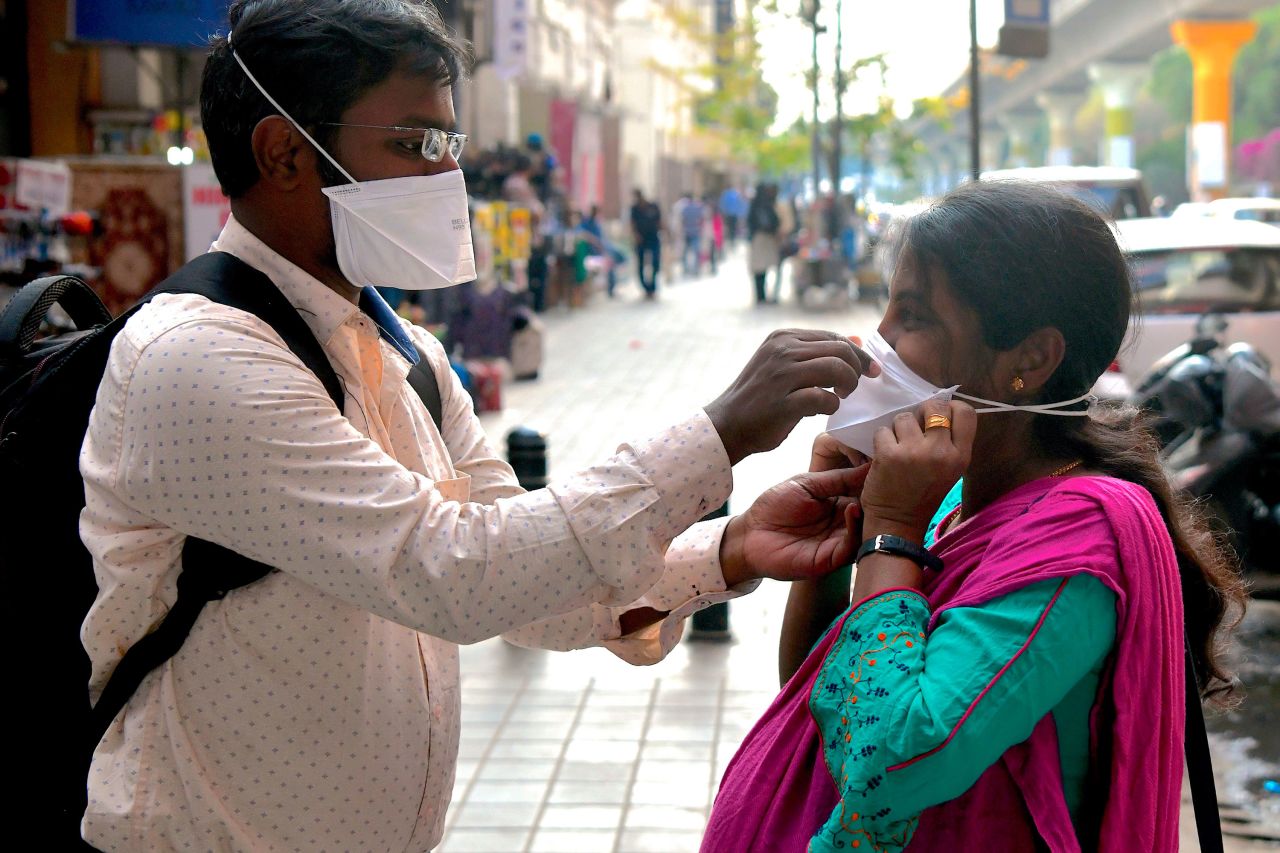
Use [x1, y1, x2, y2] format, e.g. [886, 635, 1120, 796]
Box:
[826, 331, 1094, 457]
[231, 45, 475, 290]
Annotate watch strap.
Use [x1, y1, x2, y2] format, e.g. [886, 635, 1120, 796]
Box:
[856, 534, 944, 573]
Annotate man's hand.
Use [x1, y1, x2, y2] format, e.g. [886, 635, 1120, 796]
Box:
[720, 466, 869, 587]
[809, 432, 868, 474]
[706, 330, 878, 466]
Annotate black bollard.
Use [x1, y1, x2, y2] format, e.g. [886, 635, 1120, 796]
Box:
[506, 426, 548, 490]
[688, 500, 732, 642]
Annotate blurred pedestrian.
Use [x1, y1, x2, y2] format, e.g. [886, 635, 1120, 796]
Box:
[579, 204, 620, 297]
[705, 195, 724, 276]
[630, 188, 662, 300]
[747, 183, 782, 305]
[719, 184, 747, 243]
[681, 193, 707, 277]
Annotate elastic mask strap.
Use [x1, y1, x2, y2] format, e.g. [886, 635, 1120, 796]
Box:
[955, 390, 1095, 416]
[228, 35, 358, 185]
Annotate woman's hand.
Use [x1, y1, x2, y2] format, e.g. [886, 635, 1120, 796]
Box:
[859, 399, 976, 544]
[720, 466, 869, 587]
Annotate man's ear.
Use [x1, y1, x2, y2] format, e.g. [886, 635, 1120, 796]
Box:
[1010, 326, 1067, 396]
[249, 116, 310, 191]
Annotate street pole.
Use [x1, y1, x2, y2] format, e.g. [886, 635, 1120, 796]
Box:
[969, 0, 981, 181]
[833, 0, 843, 200]
[810, 0, 822, 202]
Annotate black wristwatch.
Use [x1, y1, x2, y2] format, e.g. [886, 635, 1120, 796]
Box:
[855, 534, 944, 573]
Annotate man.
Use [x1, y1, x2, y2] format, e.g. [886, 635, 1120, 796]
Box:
[680, 192, 707, 277]
[78, 2, 874, 850]
[579, 204, 620, 297]
[629, 188, 663, 299]
[719, 184, 746, 243]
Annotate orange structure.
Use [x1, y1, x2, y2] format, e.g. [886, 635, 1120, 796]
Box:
[1170, 19, 1258, 200]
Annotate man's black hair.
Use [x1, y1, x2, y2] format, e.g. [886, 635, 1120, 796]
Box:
[201, 0, 471, 198]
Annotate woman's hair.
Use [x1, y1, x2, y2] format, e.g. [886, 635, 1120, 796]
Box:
[902, 180, 1245, 703]
[201, 0, 471, 198]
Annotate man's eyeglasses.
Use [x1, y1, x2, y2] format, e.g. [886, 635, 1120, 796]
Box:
[321, 123, 468, 163]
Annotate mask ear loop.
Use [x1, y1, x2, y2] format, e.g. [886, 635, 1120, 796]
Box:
[955, 390, 1095, 416]
[228, 32, 358, 185]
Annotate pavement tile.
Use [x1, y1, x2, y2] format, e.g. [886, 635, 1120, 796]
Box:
[522, 689, 593, 707]
[633, 759, 708, 783]
[644, 723, 715, 743]
[463, 780, 549, 804]
[616, 829, 705, 853]
[547, 779, 631, 805]
[622, 804, 708, 831]
[489, 739, 566, 760]
[627, 780, 711, 808]
[474, 758, 561, 781]
[435, 827, 529, 852]
[537, 805, 624, 830]
[448, 799, 543, 830]
[526, 829, 620, 853]
[639, 741, 714, 761]
[562, 739, 642, 764]
[571, 720, 648, 741]
[557, 760, 636, 782]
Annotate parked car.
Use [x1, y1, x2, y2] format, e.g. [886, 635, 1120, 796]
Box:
[1205, 196, 1280, 225]
[981, 166, 1151, 219]
[1096, 217, 1280, 397]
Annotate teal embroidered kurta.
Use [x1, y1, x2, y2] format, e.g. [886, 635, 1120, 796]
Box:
[808, 484, 1118, 851]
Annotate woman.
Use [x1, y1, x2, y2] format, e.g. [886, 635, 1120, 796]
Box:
[702, 181, 1243, 852]
[747, 184, 782, 305]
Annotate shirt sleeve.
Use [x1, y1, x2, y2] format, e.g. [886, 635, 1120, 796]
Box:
[102, 313, 733, 647]
[432, 341, 757, 664]
[501, 515, 761, 664]
[808, 574, 1117, 852]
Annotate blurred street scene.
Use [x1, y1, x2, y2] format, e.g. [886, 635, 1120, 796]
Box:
[1, 0, 1277, 850]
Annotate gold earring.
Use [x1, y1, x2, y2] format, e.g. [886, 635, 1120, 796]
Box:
[1011, 376, 1025, 392]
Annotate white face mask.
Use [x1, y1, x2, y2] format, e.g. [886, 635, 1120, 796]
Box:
[826, 331, 1093, 457]
[232, 47, 475, 290]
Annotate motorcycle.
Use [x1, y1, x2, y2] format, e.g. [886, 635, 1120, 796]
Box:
[1129, 314, 1280, 580]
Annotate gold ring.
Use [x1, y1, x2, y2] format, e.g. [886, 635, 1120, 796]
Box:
[925, 414, 952, 431]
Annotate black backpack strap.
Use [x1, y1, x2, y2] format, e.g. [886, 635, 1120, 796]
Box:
[86, 539, 274, 745]
[87, 252, 344, 749]
[146, 251, 344, 409]
[1184, 637, 1224, 853]
[408, 345, 444, 432]
[87, 254, 446, 750]
[0, 274, 113, 358]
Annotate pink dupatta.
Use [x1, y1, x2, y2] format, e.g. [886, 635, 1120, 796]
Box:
[702, 476, 1185, 852]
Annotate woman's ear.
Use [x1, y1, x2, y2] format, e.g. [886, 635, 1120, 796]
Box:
[1009, 326, 1066, 396]
[249, 115, 309, 191]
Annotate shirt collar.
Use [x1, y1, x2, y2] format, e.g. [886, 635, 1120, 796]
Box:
[210, 214, 360, 349]
[359, 287, 420, 365]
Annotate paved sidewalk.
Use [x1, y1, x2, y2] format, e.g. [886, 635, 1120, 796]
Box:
[440, 256, 1274, 851]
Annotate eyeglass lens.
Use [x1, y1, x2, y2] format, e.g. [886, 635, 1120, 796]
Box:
[422, 128, 465, 162]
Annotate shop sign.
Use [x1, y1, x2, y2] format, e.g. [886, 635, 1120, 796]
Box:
[494, 0, 530, 80]
[70, 0, 229, 48]
[997, 0, 1050, 59]
[15, 159, 72, 215]
[182, 163, 231, 261]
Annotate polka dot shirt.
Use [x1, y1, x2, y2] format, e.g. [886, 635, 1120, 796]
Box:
[77, 215, 746, 851]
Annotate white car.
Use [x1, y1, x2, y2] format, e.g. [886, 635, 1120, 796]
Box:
[1097, 217, 1280, 398]
[981, 166, 1151, 219]
[1205, 196, 1280, 225]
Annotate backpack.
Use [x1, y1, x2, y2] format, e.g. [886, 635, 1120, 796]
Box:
[0, 251, 442, 847]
